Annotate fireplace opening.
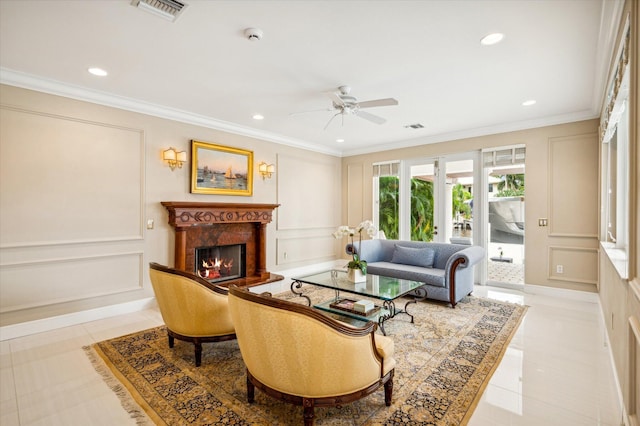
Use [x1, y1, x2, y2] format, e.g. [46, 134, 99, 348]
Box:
[195, 244, 245, 283]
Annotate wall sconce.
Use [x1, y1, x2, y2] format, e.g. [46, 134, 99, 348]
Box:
[258, 162, 275, 180]
[163, 147, 187, 171]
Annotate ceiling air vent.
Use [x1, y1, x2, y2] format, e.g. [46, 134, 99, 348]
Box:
[131, 0, 187, 22]
[404, 123, 424, 129]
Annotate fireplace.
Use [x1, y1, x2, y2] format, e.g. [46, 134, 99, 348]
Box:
[195, 243, 245, 283]
[162, 202, 283, 288]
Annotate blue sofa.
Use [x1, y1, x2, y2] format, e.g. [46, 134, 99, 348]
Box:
[346, 239, 485, 308]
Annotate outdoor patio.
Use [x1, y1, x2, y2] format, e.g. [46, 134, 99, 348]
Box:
[487, 242, 524, 285]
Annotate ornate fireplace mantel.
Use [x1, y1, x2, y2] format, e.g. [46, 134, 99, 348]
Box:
[162, 202, 279, 228]
[161, 202, 283, 288]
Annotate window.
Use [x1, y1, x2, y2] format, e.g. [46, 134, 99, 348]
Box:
[600, 21, 630, 278]
[603, 89, 629, 248]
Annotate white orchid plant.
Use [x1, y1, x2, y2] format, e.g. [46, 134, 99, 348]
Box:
[332, 220, 377, 274]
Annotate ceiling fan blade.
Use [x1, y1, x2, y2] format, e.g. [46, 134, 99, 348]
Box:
[356, 110, 386, 125]
[323, 112, 341, 130]
[288, 108, 333, 116]
[358, 98, 399, 109]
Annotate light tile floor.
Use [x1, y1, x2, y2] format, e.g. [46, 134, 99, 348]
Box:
[0, 285, 623, 425]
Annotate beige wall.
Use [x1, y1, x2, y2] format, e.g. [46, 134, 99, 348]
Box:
[0, 84, 342, 326]
[341, 120, 600, 292]
[598, 0, 640, 423]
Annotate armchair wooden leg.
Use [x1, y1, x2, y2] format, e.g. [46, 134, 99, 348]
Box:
[168, 333, 174, 348]
[302, 399, 315, 426]
[194, 341, 202, 367]
[384, 378, 394, 406]
[247, 374, 255, 403]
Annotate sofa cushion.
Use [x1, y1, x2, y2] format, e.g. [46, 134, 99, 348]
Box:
[367, 262, 446, 288]
[390, 245, 435, 268]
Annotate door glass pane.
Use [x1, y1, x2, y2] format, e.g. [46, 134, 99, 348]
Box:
[487, 165, 525, 285]
[410, 164, 435, 241]
[377, 176, 399, 239]
[446, 159, 474, 244]
[607, 129, 617, 243]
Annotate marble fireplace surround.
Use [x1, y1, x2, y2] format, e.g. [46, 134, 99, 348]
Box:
[161, 202, 283, 288]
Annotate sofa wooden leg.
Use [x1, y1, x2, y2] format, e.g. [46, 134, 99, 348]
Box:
[384, 378, 393, 406]
[168, 333, 174, 348]
[247, 374, 255, 403]
[303, 399, 315, 426]
[194, 341, 202, 367]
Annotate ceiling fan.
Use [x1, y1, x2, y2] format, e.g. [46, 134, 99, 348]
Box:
[293, 86, 399, 130]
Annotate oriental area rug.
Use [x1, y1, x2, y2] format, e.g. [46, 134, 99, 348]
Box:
[85, 288, 527, 425]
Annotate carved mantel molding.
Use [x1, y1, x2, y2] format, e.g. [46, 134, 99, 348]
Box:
[161, 202, 282, 288]
[161, 202, 279, 228]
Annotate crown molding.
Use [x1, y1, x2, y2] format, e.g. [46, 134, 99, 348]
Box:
[341, 109, 599, 157]
[0, 68, 342, 157]
[1, 67, 601, 159]
[591, 0, 627, 114]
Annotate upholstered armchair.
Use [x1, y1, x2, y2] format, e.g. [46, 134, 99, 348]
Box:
[227, 286, 396, 426]
[148, 262, 236, 366]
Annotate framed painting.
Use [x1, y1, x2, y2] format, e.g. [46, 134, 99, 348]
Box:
[190, 140, 253, 196]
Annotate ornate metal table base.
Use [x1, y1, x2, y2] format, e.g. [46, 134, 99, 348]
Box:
[291, 279, 311, 306]
[377, 286, 428, 335]
[291, 280, 428, 336]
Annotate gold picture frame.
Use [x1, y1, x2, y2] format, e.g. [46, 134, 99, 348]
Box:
[190, 140, 253, 196]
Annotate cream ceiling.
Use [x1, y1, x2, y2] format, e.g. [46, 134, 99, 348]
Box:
[0, 0, 624, 156]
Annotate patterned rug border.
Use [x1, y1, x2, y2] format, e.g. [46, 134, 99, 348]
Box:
[84, 344, 157, 425]
[459, 301, 525, 424]
[86, 294, 528, 425]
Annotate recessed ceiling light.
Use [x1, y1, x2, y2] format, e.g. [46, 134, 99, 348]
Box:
[522, 99, 537, 106]
[252, 114, 264, 120]
[88, 67, 108, 77]
[336, 138, 344, 143]
[480, 33, 504, 46]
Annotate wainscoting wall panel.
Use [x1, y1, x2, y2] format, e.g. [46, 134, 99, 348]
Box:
[548, 246, 598, 284]
[548, 133, 598, 238]
[0, 102, 146, 324]
[276, 152, 340, 231]
[346, 162, 365, 226]
[276, 235, 336, 266]
[0, 106, 145, 246]
[0, 252, 143, 313]
[628, 280, 640, 425]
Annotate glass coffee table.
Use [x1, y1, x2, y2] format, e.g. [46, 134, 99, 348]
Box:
[291, 269, 427, 335]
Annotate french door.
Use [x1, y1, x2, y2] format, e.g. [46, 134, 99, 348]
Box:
[374, 153, 478, 244]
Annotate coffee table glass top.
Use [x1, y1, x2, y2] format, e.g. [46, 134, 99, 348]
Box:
[292, 269, 424, 301]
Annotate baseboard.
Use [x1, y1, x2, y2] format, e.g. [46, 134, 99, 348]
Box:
[523, 283, 600, 303]
[0, 297, 156, 341]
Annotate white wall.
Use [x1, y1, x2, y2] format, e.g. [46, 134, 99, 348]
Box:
[0, 84, 342, 326]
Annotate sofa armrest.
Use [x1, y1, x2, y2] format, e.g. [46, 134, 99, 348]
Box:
[443, 245, 485, 308]
[346, 239, 383, 262]
[444, 245, 485, 272]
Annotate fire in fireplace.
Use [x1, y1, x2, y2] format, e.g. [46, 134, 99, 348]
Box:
[195, 244, 245, 283]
